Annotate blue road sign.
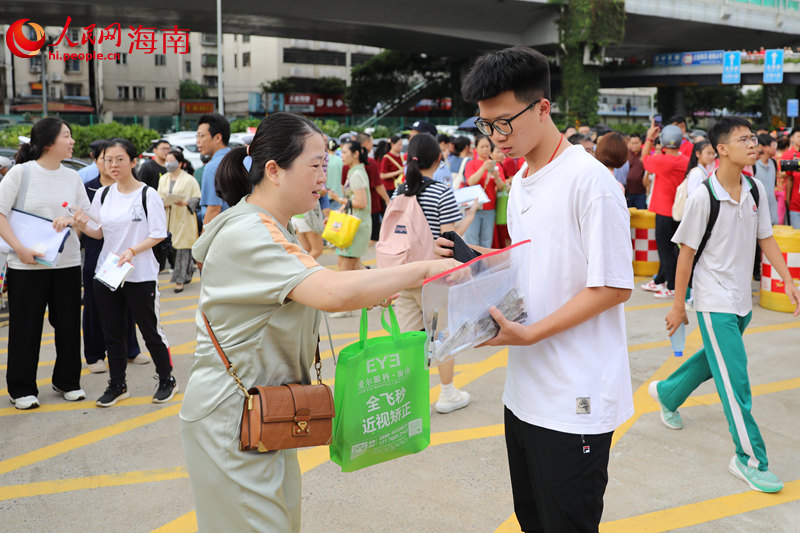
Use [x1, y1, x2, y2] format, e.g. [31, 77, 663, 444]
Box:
[763, 49, 784, 84]
[722, 51, 741, 84]
[788, 99, 799, 118]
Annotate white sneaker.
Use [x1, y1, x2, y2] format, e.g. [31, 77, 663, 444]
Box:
[10, 395, 39, 410]
[654, 289, 675, 299]
[328, 311, 353, 318]
[128, 353, 151, 365]
[434, 388, 471, 414]
[52, 385, 86, 402]
[87, 360, 108, 373]
[640, 280, 665, 292]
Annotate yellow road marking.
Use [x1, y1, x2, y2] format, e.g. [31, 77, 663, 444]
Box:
[0, 403, 180, 476]
[0, 394, 183, 417]
[599, 479, 800, 532]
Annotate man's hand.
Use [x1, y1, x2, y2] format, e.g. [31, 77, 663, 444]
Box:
[434, 236, 455, 258]
[784, 281, 800, 317]
[665, 305, 689, 336]
[477, 306, 532, 347]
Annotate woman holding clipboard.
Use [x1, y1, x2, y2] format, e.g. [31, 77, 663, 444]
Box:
[72, 138, 176, 408]
[0, 117, 89, 410]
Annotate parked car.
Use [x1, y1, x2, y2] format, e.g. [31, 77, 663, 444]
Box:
[0, 147, 88, 171]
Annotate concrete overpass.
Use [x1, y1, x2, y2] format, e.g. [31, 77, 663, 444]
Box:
[2, 0, 800, 57]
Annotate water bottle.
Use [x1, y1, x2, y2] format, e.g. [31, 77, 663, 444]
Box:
[670, 323, 685, 357]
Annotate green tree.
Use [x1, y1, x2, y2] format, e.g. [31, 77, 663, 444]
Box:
[179, 80, 208, 100]
[313, 77, 347, 95]
[557, 0, 626, 126]
[261, 77, 295, 94]
[682, 86, 742, 120]
[347, 51, 467, 116]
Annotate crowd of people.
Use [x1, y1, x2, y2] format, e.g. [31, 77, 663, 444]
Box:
[1, 44, 799, 533]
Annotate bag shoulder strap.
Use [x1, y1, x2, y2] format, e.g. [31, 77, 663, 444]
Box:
[100, 185, 110, 205]
[13, 162, 32, 210]
[690, 178, 720, 287]
[141, 186, 149, 219]
[744, 174, 760, 211]
[202, 312, 322, 384]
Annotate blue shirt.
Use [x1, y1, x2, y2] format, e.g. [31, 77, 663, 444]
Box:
[447, 154, 462, 173]
[199, 146, 231, 218]
[78, 163, 99, 184]
[433, 160, 452, 188]
[613, 160, 629, 187]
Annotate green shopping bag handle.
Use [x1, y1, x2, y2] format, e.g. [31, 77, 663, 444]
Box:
[357, 304, 401, 348]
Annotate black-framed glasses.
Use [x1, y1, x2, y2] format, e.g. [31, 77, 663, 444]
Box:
[474, 99, 540, 136]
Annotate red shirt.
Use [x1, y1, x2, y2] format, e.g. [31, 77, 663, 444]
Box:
[366, 157, 383, 214]
[643, 152, 690, 217]
[463, 158, 506, 210]
[380, 152, 404, 192]
[679, 138, 693, 158]
[501, 157, 518, 179]
[781, 147, 800, 212]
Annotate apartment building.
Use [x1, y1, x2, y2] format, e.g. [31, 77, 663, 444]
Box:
[2, 23, 379, 120]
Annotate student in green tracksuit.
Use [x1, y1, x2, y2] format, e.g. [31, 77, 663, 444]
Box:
[649, 116, 800, 494]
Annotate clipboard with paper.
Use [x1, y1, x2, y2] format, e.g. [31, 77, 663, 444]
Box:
[421, 240, 531, 367]
[0, 209, 71, 267]
[94, 252, 134, 290]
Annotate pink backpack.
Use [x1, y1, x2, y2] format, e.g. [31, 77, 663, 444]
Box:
[376, 181, 435, 268]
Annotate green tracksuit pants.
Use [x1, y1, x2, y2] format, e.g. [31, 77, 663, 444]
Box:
[656, 311, 769, 471]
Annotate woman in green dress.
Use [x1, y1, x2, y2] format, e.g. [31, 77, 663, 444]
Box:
[328, 140, 371, 272]
[180, 112, 456, 533]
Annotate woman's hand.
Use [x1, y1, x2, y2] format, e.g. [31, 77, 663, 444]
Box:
[433, 236, 455, 258]
[665, 305, 689, 336]
[466, 199, 480, 216]
[15, 246, 44, 265]
[423, 258, 460, 279]
[118, 247, 135, 266]
[52, 216, 73, 232]
[70, 207, 90, 230]
[175, 199, 188, 207]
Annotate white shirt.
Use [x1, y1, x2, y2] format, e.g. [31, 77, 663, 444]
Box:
[686, 165, 711, 196]
[504, 144, 635, 435]
[672, 173, 772, 316]
[0, 161, 89, 270]
[89, 184, 167, 283]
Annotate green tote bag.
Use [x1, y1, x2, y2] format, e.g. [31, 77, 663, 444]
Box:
[330, 306, 430, 472]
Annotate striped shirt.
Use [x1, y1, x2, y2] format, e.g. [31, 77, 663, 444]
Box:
[391, 179, 462, 238]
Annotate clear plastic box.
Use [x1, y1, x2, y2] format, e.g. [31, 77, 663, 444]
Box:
[421, 240, 531, 367]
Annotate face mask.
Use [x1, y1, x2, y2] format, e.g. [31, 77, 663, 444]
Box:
[165, 161, 180, 172]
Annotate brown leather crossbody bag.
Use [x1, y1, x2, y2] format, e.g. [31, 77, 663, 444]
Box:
[202, 313, 334, 453]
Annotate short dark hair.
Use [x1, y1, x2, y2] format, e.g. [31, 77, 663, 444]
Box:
[437, 133, 451, 144]
[668, 114, 686, 125]
[198, 113, 230, 145]
[595, 132, 628, 169]
[152, 139, 170, 150]
[568, 133, 588, 145]
[462, 46, 550, 104]
[356, 132, 372, 146]
[777, 136, 790, 150]
[453, 136, 470, 153]
[708, 117, 752, 153]
[791, 126, 800, 136]
[757, 133, 774, 147]
[89, 139, 110, 160]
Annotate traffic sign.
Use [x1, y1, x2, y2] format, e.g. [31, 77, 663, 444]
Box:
[763, 49, 784, 84]
[722, 51, 741, 84]
[788, 99, 799, 118]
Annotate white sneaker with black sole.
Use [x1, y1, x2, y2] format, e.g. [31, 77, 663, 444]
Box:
[10, 395, 39, 410]
[52, 385, 86, 401]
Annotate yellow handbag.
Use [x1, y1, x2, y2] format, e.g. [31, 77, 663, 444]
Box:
[322, 200, 361, 248]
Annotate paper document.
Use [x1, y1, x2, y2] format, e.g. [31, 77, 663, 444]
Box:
[454, 185, 491, 206]
[163, 194, 188, 207]
[95, 252, 134, 291]
[0, 209, 71, 267]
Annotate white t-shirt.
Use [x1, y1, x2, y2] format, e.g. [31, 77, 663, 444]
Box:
[686, 165, 711, 197]
[0, 161, 89, 270]
[504, 144, 635, 435]
[672, 173, 772, 316]
[89, 183, 168, 282]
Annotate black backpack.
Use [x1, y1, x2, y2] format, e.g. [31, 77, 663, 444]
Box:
[100, 185, 173, 267]
[690, 175, 760, 287]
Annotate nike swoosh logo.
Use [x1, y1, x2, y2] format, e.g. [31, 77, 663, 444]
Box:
[521, 206, 531, 214]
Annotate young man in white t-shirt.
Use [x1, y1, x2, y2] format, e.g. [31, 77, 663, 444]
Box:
[437, 46, 634, 532]
[651, 117, 800, 493]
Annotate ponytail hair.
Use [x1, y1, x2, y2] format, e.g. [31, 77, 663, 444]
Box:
[685, 140, 710, 179]
[404, 133, 439, 196]
[343, 140, 368, 165]
[15, 117, 71, 164]
[216, 112, 322, 206]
